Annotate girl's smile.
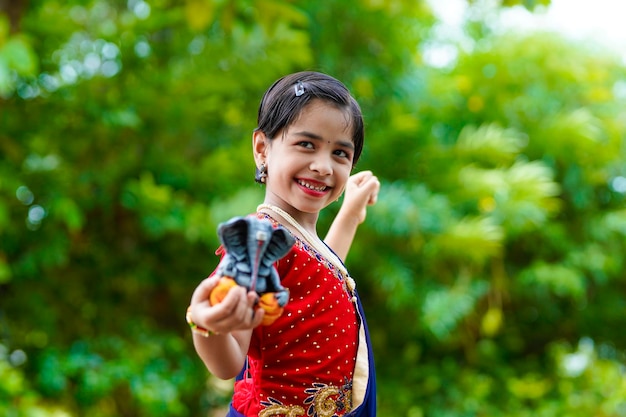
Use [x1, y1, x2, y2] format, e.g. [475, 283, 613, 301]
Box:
[296, 178, 330, 195]
[254, 99, 355, 228]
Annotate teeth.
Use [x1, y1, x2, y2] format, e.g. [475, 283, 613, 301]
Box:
[298, 180, 327, 192]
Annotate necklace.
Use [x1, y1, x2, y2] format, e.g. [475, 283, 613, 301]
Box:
[257, 204, 357, 299]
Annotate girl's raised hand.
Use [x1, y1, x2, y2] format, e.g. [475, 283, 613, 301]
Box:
[341, 170, 380, 224]
[325, 171, 380, 261]
[189, 275, 265, 335]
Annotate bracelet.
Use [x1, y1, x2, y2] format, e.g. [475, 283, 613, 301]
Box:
[186, 306, 214, 337]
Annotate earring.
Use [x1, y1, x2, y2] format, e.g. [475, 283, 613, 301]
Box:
[255, 163, 267, 184]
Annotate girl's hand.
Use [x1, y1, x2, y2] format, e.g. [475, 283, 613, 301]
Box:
[189, 275, 265, 335]
[341, 170, 380, 224]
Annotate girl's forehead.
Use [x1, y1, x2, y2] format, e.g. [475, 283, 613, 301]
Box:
[291, 100, 354, 133]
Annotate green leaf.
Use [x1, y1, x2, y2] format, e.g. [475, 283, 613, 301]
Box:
[0, 35, 38, 76]
[460, 160, 561, 234]
[369, 182, 451, 236]
[52, 198, 85, 232]
[0, 15, 8, 42]
[422, 280, 488, 339]
[540, 108, 611, 166]
[433, 216, 503, 265]
[184, 0, 216, 31]
[0, 58, 11, 96]
[520, 261, 586, 300]
[0, 257, 11, 283]
[456, 123, 527, 166]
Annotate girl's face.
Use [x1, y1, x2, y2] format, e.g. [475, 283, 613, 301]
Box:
[254, 100, 355, 220]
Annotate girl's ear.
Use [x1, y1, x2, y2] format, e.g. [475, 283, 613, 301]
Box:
[252, 130, 268, 167]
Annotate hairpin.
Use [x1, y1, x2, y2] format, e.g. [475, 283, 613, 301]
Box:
[294, 81, 305, 97]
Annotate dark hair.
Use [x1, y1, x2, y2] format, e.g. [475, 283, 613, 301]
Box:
[256, 71, 364, 165]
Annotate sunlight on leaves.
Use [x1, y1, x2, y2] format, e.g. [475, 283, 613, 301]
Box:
[423, 280, 488, 339]
[455, 123, 527, 166]
[520, 261, 586, 300]
[433, 216, 503, 264]
[184, 0, 216, 31]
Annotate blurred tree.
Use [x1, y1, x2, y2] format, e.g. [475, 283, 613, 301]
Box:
[356, 18, 626, 417]
[2, 0, 626, 416]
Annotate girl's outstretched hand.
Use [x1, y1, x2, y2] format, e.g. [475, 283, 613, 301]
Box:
[189, 275, 265, 335]
[341, 170, 380, 225]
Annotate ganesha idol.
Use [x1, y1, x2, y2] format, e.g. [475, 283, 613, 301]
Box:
[209, 216, 295, 326]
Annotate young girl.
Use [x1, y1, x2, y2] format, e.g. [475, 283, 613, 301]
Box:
[187, 71, 379, 416]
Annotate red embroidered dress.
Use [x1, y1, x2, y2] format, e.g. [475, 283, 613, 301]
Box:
[230, 214, 359, 416]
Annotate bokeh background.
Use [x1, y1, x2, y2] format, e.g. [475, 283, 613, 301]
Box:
[1, 0, 626, 416]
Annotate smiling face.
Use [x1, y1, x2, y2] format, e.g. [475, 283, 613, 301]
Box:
[254, 99, 355, 223]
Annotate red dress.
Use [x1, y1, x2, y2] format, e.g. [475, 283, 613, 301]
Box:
[230, 214, 359, 416]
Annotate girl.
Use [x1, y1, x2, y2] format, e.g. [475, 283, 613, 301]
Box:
[187, 71, 379, 416]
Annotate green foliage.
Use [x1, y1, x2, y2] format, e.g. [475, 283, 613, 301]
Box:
[519, 261, 586, 300]
[422, 280, 489, 339]
[2, 0, 626, 416]
[455, 123, 527, 165]
[0, 344, 72, 416]
[32, 333, 215, 416]
[493, 0, 551, 11]
[0, 14, 38, 96]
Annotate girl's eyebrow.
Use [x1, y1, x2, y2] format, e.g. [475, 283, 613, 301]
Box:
[293, 130, 355, 150]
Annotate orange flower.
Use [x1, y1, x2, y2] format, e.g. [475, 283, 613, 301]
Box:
[209, 276, 238, 306]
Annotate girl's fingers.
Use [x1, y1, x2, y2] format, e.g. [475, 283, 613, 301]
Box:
[348, 170, 372, 187]
[351, 172, 379, 206]
[228, 289, 253, 323]
[190, 275, 220, 305]
[250, 307, 266, 328]
[367, 177, 380, 205]
[229, 291, 263, 328]
[247, 291, 265, 328]
[191, 284, 242, 331]
[195, 285, 264, 333]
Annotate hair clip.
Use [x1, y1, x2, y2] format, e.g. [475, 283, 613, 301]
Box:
[294, 81, 305, 97]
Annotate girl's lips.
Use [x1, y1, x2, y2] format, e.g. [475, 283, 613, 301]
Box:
[296, 178, 331, 194]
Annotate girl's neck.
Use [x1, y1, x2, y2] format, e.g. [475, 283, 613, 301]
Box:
[257, 202, 356, 297]
[257, 202, 319, 238]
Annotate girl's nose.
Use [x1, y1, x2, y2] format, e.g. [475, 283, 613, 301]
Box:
[310, 154, 333, 176]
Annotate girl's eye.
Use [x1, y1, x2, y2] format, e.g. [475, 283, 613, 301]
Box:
[298, 141, 314, 149]
[334, 149, 351, 159]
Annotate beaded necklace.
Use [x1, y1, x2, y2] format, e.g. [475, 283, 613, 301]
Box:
[257, 203, 357, 302]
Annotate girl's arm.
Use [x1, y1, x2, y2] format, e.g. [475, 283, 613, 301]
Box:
[325, 171, 380, 261]
[188, 276, 265, 379]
